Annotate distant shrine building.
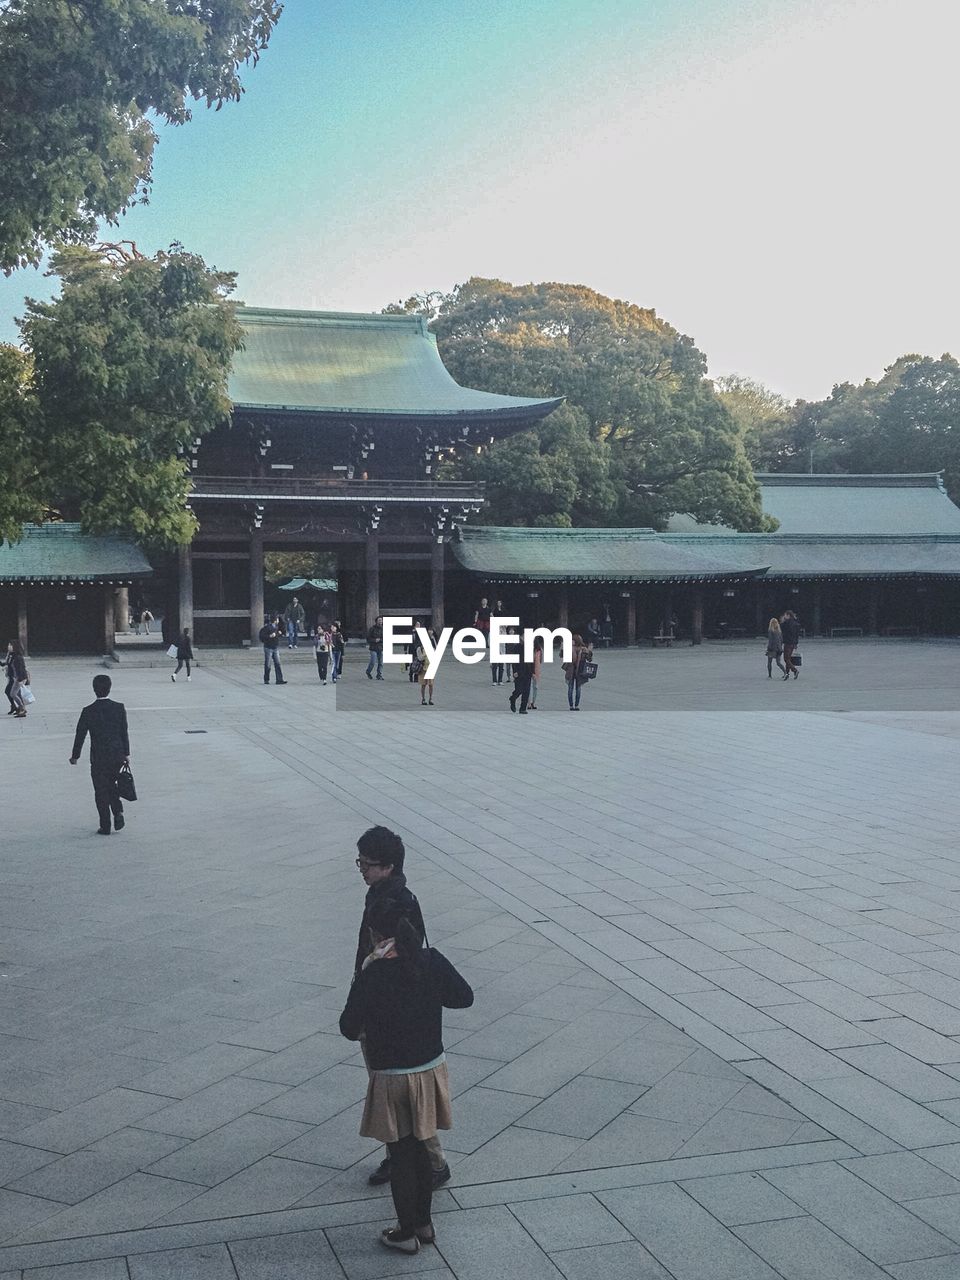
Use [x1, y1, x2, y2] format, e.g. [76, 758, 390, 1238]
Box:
[174, 306, 960, 647]
[5, 308, 960, 652]
[179, 308, 561, 643]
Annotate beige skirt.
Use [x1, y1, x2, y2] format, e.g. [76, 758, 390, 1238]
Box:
[360, 1062, 452, 1144]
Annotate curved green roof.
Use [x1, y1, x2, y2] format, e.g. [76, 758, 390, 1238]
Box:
[756, 473, 960, 535]
[229, 308, 563, 421]
[0, 524, 152, 582]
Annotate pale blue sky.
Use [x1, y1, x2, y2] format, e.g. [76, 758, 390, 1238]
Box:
[2, 0, 956, 400]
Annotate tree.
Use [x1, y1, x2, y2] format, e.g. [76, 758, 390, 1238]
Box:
[768, 355, 960, 499]
[0, 344, 46, 541]
[0, 0, 281, 272]
[0, 242, 242, 543]
[419, 279, 769, 530]
[715, 374, 793, 471]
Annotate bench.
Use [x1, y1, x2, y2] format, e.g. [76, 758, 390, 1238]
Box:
[883, 625, 919, 637]
[651, 630, 674, 647]
[830, 627, 863, 638]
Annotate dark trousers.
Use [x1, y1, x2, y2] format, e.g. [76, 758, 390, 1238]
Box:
[316, 651, 329, 680]
[491, 663, 503, 684]
[174, 658, 191, 676]
[4, 674, 16, 709]
[92, 761, 124, 831]
[510, 673, 531, 711]
[783, 643, 797, 674]
[387, 1134, 433, 1235]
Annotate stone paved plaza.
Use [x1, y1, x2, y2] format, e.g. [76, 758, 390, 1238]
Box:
[3, 641, 960, 1278]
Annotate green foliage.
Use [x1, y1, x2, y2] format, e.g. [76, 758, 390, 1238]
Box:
[0, 0, 281, 272]
[424, 279, 767, 531]
[0, 345, 47, 542]
[0, 243, 242, 544]
[715, 374, 793, 471]
[770, 355, 960, 500]
[264, 551, 337, 582]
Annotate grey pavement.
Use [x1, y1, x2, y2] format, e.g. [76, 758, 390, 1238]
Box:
[1, 642, 960, 1277]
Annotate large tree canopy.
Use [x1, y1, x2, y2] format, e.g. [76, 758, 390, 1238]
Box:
[0, 242, 242, 544]
[764, 354, 960, 500]
[0, 0, 281, 272]
[392, 280, 769, 530]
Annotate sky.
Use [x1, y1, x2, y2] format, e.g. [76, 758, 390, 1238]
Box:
[1, 0, 957, 402]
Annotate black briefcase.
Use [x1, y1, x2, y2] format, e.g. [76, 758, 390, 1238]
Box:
[115, 762, 138, 802]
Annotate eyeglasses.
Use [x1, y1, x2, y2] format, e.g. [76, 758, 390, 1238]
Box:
[356, 859, 380, 870]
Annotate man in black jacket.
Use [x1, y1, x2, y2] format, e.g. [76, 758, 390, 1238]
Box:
[69, 674, 130, 835]
[781, 611, 801, 680]
[353, 826, 450, 1189]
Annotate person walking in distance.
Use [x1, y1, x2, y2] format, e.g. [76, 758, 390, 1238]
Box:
[473, 597, 491, 646]
[766, 616, 785, 678]
[171, 627, 193, 681]
[4, 639, 27, 717]
[140, 608, 154, 635]
[366, 616, 384, 680]
[340, 896, 473, 1254]
[69, 674, 130, 835]
[259, 616, 286, 685]
[331, 622, 345, 682]
[416, 628, 436, 705]
[314, 624, 332, 684]
[509, 649, 533, 714]
[781, 610, 801, 679]
[528, 635, 543, 709]
[353, 828, 451, 1191]
[283, 595, 305, 648]
[563, 633, 593, 711]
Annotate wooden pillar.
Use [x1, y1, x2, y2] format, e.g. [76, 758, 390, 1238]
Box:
[867, 581, 880, 635]
[365, 534, 380, 630]
[431, 540, 445, 632]
[625, 589, 637, 647]
[557, 583, 569, 629]
[177, 544, 194, 635]
[691, 588, 704, 645]
[754, 581, 764, 635]
[17, 588, 28, 656]
[101, 585, 115, 654]
[812, 582, 822, 637]
[249, 531, 264, 644]
[114, 586, 129, 633]
[664, 588, 674, 635]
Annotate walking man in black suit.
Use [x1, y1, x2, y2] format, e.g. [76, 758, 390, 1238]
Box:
[69, 674, 131, 835]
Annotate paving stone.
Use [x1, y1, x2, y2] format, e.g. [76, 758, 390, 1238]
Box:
[762, 1002, 878, 1049]
[272, 1104, 380, 1171]
[144, 1113, 309, 1187]
[886, 1257, 960, 1279]
[133, 1043, 273, 1098]
[449, 1127, 581, 1185]
[23, 1262, 128, 1280]
[681, 1171, 806, 1224]
[551, 1240, 673, 1280]
[516, 1078, 642, 1140]
[835, 1045, 960, 1103]
[508, 1193, 631, 1251]
[734, 1214, 892, 1279]
[763, 1162, 956, 1265]
[153, 1156, 334, 1225]
[8, 1154, 136, 1206]
[0, 1145, 58, 1188]
[127, 1243, 239, 1278]
[442, 1088, 539, 1154]
[255, 1064, 369, 1125]
[6, 1174, 203, 1245]
[82, 1129, 187, 1170]
[0, 1191, 63, 1243]
[583, 1035, 697, 1086]
[451, 1015, 565, 1063]
[879, 995, 960, 1036]
[427, 1204, 560, 1280]
[811, 1075, 960, 1148]
[598, 1182, 782, 1280]
[841, 1153, 960, 1201]
[629, 1072, 744, 1127]
[859, 1019, 960, 1065]
[135, 1078, 288, 1140]
[674, 1108, 807, 1158]
[735, 1030, 857, 1082]
[228, 1227, 344, 1278]
[11, 1091, 168, 1156]
[900, 1195, 960, 1245]
[676, 990, 782, 1034]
